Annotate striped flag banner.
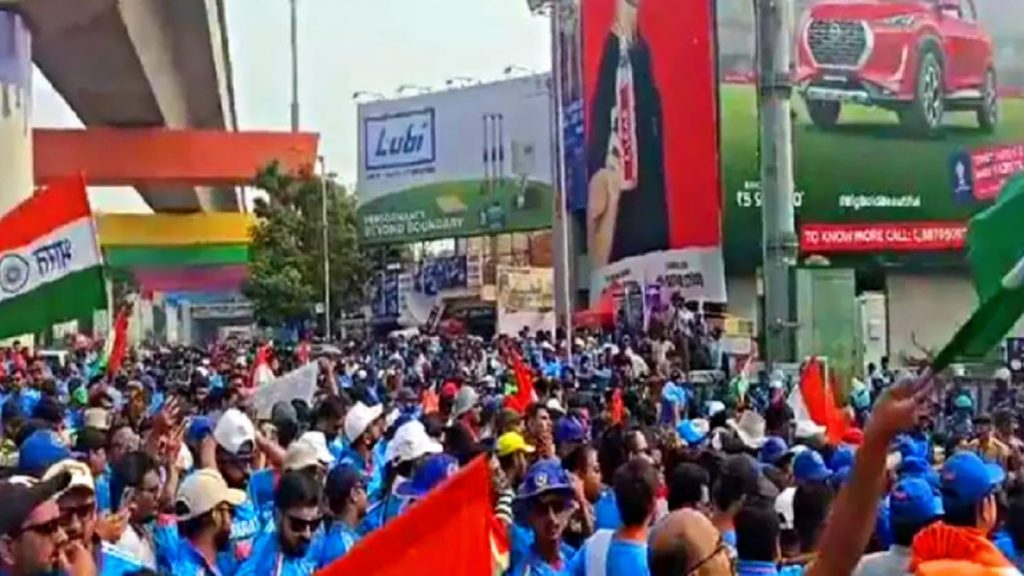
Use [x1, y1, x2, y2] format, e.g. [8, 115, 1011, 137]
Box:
[0, 176, 107, 339]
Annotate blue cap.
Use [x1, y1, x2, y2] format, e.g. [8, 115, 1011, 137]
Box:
[678, 420, 709, 446]
[897, 436, 928, 460]
[554, 416, 586, 446]
[516, 459, 574, 502]
[830, 445, 856, 471]
[395, 453, 460, 499]
[831, 466, 852, 489]
[759, 436, 789, 465]
[18, 430, 72, 477]
[941, 452, 1005, 508]
[793, 450, 832, 483]
[890, 477, 943, 525]
[186, 417, 213, 444]
[899, 457, 940, 489]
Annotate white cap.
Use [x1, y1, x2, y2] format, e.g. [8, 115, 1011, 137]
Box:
[344, 402, 383, 443]
[794, 420, 827, 439]
[296, 431, 336, 467]
[775, 487, 796, 530]
[213, 409, 256, 455]
[995, 367, 1012, 381]
[385, 420, 442, 465]
[43, 459, 94, 494]
[83, 408, 111, 431]
[175, 469, 246, 521]
[545, 398, 566, 416]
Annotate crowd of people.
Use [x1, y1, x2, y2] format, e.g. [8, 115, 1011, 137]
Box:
[1, 325, 1024, 576]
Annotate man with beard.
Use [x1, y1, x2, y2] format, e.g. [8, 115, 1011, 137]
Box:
[172, 469, 246, 576]
[585, 0, 669, 269]
[211, 409, 261, 576]
[43, 460, 143, 576]
[0, 471, 97, 576]
[109, 452, 163, 571]
[236, 472, 322, 576]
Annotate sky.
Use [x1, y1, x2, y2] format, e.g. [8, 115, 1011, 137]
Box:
[31, 0, 552, 213]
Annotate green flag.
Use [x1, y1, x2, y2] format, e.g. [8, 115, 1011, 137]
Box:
[933, 174, 1024, 372]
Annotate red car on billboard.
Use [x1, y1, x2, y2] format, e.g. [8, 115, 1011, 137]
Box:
[795, 0, 998, 136]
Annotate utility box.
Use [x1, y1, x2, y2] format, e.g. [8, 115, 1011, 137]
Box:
[794, 267, 860, 394]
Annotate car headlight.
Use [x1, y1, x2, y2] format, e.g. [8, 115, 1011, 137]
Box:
[881, 14, 917, 27]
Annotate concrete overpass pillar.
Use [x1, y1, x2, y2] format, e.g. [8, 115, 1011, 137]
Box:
[0, 10, 33, 217]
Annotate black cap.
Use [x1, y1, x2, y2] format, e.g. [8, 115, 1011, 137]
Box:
[33, 396, 66, 426]
[0, 471, 71, 537]
[326, 464, 364, 504]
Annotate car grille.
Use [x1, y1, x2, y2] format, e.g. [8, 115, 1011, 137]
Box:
[807, 20, 868, 67]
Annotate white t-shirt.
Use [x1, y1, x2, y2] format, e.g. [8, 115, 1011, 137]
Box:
[852, 545, 912, 576]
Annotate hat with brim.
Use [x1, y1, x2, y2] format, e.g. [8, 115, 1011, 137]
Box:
[941, 452, 1006, 509]
[0, 472, 72, 537]
[395, 453, 460, 499]
[677, 419, 710, 446]
[175, 469, 246, 521]
[729, 411, 767, 450]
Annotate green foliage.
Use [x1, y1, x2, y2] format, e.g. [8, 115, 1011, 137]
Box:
[244, 162, 369, 328]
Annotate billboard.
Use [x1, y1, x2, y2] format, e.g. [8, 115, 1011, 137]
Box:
[719, 0, 1024, 271]
[580, 0, 727, 302]
[496, 266, 556, 336]
[357, 76, 555, 245]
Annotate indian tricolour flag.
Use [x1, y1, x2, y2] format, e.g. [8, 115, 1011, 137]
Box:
[0, 176, 107, 339]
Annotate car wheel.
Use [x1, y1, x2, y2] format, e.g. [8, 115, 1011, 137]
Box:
[805, 100, 841, 129]
[977, 68, 998, 132]
[901, 49, 945, 137]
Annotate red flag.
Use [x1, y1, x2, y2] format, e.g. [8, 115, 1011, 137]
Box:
[106, 305, 131, 376]
[504, 353, 536, 415]
[317, 457, 494, 576]
[791, 358, 848, 444]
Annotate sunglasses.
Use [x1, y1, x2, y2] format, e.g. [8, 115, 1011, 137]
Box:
[286, 515, 322, 533]
[17, 518, 63, 538]
[59, 503, 97, 525]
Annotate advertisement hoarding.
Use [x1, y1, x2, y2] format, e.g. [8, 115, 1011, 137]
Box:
[357, 76, 555, 245]
[496, 266, 556, 336]
[581, 0, 727, 302]
[718, 0, 1024, 271]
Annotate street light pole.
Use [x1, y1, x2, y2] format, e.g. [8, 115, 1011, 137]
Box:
[289, 0, 300, 132]
[757, 0, 798, 367]
[319, 156, 331, 340]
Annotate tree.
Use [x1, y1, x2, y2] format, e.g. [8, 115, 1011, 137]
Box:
[244, 163, 369, 330]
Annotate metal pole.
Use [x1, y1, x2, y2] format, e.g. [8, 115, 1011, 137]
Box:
[320, 157, 331, 340]
[289, 0, 300, 132]
[548, 1, 574, 350]
[756, 0, 797, 367]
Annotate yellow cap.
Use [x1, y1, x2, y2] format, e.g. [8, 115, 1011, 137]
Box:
[496, 432, 536, 458]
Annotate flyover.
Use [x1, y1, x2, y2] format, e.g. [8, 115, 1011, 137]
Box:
[20, 0, 243, 212]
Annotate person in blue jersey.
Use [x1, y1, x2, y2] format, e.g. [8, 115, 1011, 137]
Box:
[211, 409, 262, 576]
[311, 397, 348, 463]
[235, 471, 322, 576]
[507, 459, 578, 576]
[338, 402, 384, 495]
[567, 458, 656, 576]
[361, 419, 442, 533]
[853, 477, 942, 576]
[171, 469, 247, 576]
[317, 466, 367, 567]
[75, 427, 112, 514]
[711, 454, 762, 551]
[42, 459, 144, 576]
[250, 432, 335, 526]
[394, 453, 461, 509]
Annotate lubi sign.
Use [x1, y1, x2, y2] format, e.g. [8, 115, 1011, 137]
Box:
[356, 75, 555, 245]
